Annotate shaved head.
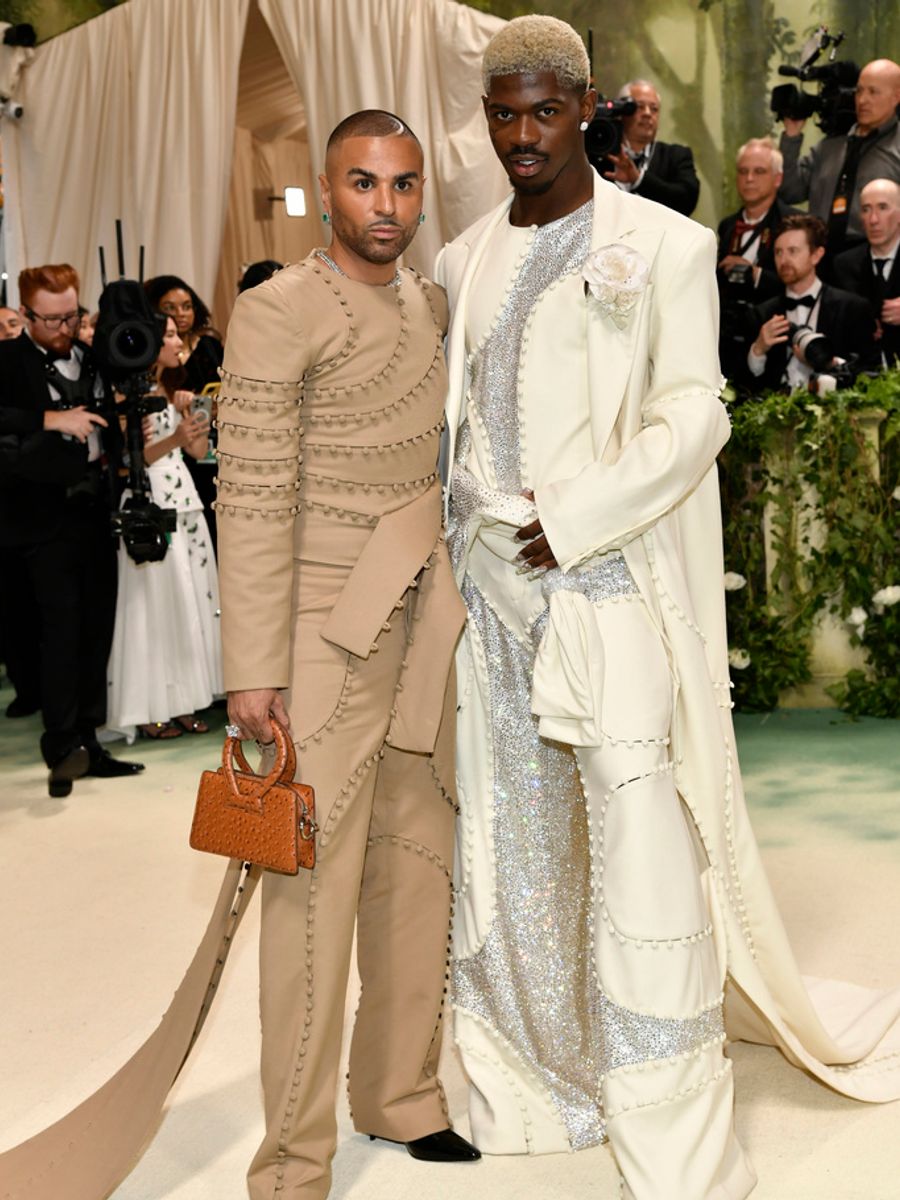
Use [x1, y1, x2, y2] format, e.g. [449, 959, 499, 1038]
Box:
[861, 178, 900, 204]
[859, 177, 900, 253]
[860, 58, 900, 87]
[326, 109, 421, 165]
[855, 58, 900, 134]
[318, 112, 425, 284]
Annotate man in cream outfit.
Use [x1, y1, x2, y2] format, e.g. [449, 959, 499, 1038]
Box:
[437, 16, 900, 1200]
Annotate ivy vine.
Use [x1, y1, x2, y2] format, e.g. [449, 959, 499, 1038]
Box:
[718, 369, 900, 717]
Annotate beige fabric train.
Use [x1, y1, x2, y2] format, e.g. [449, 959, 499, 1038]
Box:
[0, 254, 465, 1200]
[0, 859, 260, 1200]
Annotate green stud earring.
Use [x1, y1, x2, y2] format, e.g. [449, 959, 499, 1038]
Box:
[418, 213, 426, 224]
[322, 213, 330, 224]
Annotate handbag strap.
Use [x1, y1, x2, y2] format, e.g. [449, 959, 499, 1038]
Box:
[222, 715, 297, 800]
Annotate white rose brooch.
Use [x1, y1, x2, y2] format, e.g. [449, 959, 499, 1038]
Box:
[583, 244, 650, 328]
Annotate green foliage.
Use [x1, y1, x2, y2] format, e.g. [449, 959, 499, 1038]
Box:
[719, 372, 900, 717]
[769, 16, 800, 64]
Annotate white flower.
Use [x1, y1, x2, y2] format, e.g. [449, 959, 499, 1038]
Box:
[583, 244, 650, 328]
[728, 648, 751, 670]
[847, 606, 868, 627]
[893, 485, 900, 501]
[723, 572, 747, 591]
[872, 585, 900, 611]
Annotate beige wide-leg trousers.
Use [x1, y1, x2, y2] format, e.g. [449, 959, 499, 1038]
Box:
[247, 558, 457, 1200]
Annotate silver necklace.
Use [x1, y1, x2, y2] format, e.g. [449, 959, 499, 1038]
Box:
[316, 248, 402, 289]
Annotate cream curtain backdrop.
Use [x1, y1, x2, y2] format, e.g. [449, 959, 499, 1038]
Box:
[255, 0, 508, 277]
[3, 0, 250, 310]
[3, 0, 508, 311]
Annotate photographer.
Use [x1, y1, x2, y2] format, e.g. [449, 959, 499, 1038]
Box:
[0, 263, 143, 795]
[833, 178, 900, 368]
[603, 79, 700, 216]
[779, 58, 900, 259]
[719, 138, 800, 299]
[718, 137, 800, 382]
[747, 215, 876, 393]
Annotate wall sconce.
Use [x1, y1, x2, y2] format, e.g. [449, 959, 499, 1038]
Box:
[268, 186, 307, 217]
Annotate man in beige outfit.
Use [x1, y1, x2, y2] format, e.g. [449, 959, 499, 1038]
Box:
[0, 110, 478, 1200]
[220, 110, 479, 1198]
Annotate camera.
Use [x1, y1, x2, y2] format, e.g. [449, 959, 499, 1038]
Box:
[787, 323, 835, 373]
[770, 26, 858, 138]
[718, 264, 762, 381]
[0, 22, 35, 121]
[2, 23, 36, 48]
[93, 274, 176, 564]
[584, 95, 637, 176]
[786, 323, 857, 390]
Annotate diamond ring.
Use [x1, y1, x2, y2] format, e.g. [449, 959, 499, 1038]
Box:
[225, 723, 242, 739]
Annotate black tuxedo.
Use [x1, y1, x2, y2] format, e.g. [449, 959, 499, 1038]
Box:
[832, 242, 900, 367]
[750, 283, 878, 392]
[717, 198, 801, 303]
[0, 333, 120, 765]
[0, 333, 118, 545]
[632, 142, 700, 216]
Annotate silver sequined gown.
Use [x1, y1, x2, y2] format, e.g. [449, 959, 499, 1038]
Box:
[448, 201, 725, 1157]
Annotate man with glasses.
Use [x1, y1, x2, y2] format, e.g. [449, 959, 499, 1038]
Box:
[0, 263, 143, 795]
[602, 79, 700, 216]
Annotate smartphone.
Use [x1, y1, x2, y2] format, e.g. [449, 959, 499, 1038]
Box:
[191, 393, 213, 425]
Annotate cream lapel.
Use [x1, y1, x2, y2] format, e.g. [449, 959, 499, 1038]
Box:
[586, 174, 666, 461]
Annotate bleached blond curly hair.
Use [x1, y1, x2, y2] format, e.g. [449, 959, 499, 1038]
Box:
[482, 15, 590, 95]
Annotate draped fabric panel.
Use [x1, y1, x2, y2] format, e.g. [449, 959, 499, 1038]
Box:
[3, 0, 250, 309]
[256, 0, 508, 276]
[213, 138, 320, 327]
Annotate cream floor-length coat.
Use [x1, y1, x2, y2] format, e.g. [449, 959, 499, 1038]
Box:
[436, 171, 900, 1127]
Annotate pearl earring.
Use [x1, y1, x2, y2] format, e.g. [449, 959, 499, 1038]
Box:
[579, 120, 589, 132]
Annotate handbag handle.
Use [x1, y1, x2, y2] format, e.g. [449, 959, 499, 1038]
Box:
[222, 716, 297, 800]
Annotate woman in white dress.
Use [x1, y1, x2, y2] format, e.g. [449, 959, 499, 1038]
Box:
[106, 318, 224, 740]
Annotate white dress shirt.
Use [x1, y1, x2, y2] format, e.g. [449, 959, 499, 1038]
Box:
[748, 278, 823, 389]
[614, 139, 654, 193]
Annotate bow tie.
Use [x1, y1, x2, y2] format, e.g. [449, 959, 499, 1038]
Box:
[784, 294, 817, 310]
[45, 349, 72, 364]
[733, 218, 759, 238]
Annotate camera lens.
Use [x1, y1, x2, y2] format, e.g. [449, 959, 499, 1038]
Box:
[113, 325, 153, 362]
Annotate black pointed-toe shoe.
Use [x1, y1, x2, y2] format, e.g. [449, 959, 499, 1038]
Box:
[84, 746, 145, 778]
[368, 1129, 481, 1162]
[48, 746, 90, 797]
[6, 696, 40, 719]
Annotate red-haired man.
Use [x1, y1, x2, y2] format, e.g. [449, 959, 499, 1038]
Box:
[0, 263, 143, 794]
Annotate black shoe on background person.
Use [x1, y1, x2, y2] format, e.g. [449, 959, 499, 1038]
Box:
[6, 695, 41, 719]
[368, 1128, 481, 1162]
[84, 745, 145, 778]
[47, 745, 90, 798]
